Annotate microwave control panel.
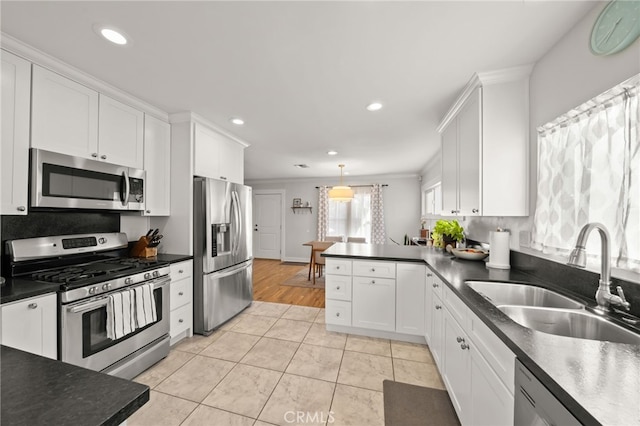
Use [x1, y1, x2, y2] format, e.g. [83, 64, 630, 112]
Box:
[129, 178, 144, 202]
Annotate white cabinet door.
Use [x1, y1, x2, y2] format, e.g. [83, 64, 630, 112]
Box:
[1, 50, 30, 215]
[442, 308, 471, 424]
[457, 87, 481, 216]
[352, 276, 395, 331]
[424, 271, 434, 343]
[143, 115, 171, 216]
[430, 292, 444, 368]
[440, 120, 458, 215]
[31, 65, 99, 158]
[1, 294, 57, 359]
[469, 346, 514, 426]
[396, 263, 425, 336]
[194, 123, 220, 179]
[98, 94, 144, 168]
[219, 137, 245, 184]
[169, 260, 193, 344]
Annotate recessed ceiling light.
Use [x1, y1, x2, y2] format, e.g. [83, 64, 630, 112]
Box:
[327, 150, 338, 156]
[100, 28, 128, 45]
[230, 117, 245, 126]
[366, 102, 383, 112]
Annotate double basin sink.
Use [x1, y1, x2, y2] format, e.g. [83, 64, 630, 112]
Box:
[465, 281, 640, 345]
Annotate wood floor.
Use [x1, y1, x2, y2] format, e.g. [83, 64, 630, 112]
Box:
[252, 258, 325, 308]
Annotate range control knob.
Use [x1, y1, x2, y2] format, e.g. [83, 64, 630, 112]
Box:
[153, 271, 160, 278]
[144, 273, 151, 280]
[88, 287, 97, 295]
[102, 283, 110, 291]
[125, 278, 133, 285]
[98, 237, 107, 244]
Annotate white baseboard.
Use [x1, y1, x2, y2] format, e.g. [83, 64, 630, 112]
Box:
[283, 257, 309, 263]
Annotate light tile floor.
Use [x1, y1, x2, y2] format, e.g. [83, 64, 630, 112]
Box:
[130, 301, 445, 426]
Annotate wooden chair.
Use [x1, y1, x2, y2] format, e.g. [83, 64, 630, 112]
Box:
[347, 237, 366, 243]
[309, 241, 334, 284]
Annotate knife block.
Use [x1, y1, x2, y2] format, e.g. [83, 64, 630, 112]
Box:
[130, 236, 158, 258]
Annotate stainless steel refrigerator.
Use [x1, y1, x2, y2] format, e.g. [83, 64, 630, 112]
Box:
[193, 177, 253, 335]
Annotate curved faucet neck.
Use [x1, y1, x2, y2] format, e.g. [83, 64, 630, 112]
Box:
[575, 222, 611, 284]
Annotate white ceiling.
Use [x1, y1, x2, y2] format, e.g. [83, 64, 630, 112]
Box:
[1, 1, 595, 181]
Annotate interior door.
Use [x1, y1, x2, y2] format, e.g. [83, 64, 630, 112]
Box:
[253, 192, 282, 259]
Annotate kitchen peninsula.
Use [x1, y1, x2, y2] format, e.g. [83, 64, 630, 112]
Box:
[321, 242, 640, 426]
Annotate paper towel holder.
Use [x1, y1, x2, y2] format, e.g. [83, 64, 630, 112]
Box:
[486, 228, 511, 270]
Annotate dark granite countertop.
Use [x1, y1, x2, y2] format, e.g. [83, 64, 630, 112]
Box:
[323, 243, 640, 426]
[1, 345, 149, 426]
[155, 253, 193, 264]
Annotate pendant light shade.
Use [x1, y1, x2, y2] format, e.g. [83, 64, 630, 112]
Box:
[329, 164, 353, 202]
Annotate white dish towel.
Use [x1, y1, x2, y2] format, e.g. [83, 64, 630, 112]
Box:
[134, 283, 157, 329]
[106, 284, 157, 340]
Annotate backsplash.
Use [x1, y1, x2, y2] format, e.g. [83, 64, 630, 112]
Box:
[1, 211, 120, 259]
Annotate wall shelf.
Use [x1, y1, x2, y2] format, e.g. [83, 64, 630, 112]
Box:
[291, 206, 312, 214]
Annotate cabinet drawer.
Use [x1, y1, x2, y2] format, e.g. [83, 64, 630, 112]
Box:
[468, 311, 515, 394]
[170, 278, 192, 310]
[170, 260, 193, 279]
[352, 260, 395, 278]
[325, 300, 351, 326]
[170, 303, 192, 338]
[444, 285, 469, 329]
[325, 275, 352, 301]
[325, 259, 352, 276]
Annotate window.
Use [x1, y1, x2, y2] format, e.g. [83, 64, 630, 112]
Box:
[421, 182, 441, 217]
[531, 75, 639, 273]
[328, 187, 371, 240]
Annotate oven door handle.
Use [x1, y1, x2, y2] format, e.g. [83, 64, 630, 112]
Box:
[67, 277, 170, 314]
[68, 298, 109, 314]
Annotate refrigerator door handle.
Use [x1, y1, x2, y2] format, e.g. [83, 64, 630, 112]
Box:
[211, 260, 252, 279]
[231, 190, 242, 257]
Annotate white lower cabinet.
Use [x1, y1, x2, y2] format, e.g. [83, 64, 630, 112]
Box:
[325, 300, 352, 326]
[432, 283, 515, 426]
[396, 263, 426, 336]
[169, 260, 193, 344]
[1, 293, 57, 359]
[352, 275, 396, 332]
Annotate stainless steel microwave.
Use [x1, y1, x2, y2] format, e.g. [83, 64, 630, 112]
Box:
[30, 148, 145, 211]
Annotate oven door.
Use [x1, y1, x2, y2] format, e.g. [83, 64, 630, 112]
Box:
[60, 276, 170, 373]
[31, 148, 145, 211]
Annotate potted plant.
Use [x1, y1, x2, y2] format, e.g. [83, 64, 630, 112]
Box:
[431, 219, 464, 249]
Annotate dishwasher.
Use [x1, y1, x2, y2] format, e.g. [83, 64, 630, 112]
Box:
[514, 359, 581, 426]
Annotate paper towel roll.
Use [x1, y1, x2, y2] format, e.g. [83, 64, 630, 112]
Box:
[487, 230, 510, 269]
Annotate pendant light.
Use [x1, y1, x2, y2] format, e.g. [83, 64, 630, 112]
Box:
[328, 164, 354, 202]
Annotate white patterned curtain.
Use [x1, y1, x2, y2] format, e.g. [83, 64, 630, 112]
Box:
[317, 186, 329, 241]
[371, 184, 386, 244]
[531, 76, 639, 272]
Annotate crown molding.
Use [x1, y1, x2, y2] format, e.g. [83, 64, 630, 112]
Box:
[169, 111, 250, 148]
[1, 32, 169, 122]
[436, 64, 533, 133]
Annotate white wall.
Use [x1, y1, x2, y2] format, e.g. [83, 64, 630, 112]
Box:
[422, 1, 640, 280]
[247, 174, 421, 261]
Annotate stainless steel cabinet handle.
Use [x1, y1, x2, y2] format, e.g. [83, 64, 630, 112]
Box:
[472, 208, 479, 213]
[371, 268, 375, 272]
[91, 153, 98, 157]
[336, 312, 340, 317]
[220, 176, 227, 180]
[371, 280, 376, 284]
[100, 154, 107, 160]
[427, 273, 433, 277]
[178, 292, 184, 296]
[456, 336, 465, 343]
[17, 206, 26, 212]
[336, 286, 341, 290]
[178, 270, 184, 274]
[28, 303, 38, 309]
[435, 305, 442, 310]
[178, 319, 184, 323]
[336, 266, 340, 270]
[460, 343, 470, 350]
[146, 210, 151, 214]
[433, 283, 439, 288]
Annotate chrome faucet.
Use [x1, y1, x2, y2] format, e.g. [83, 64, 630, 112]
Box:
[567, 223, 630, 311]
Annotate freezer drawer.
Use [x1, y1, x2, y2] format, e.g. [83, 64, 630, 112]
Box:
[195, 260, 253, 334]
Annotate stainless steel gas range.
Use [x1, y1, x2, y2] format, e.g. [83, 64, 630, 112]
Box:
[6, 232, 170, 379]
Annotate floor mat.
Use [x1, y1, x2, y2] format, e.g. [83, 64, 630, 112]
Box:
[383, 380, 460, 426]
[280, 267, 325, 288]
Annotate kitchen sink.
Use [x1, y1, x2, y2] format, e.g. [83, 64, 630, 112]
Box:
[465, 281, 584, 309]
[497, 306, 640, 345]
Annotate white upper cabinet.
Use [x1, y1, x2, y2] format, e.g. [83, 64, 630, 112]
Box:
[31, 65, 99, 158]
[143, 115, 171, 216]
[31, 65, 144, 168]
[98, 94, 144, 168]
[438, 65, 531, 217]
[1, 50, 30, 215]
[194, 123, 245, 184]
